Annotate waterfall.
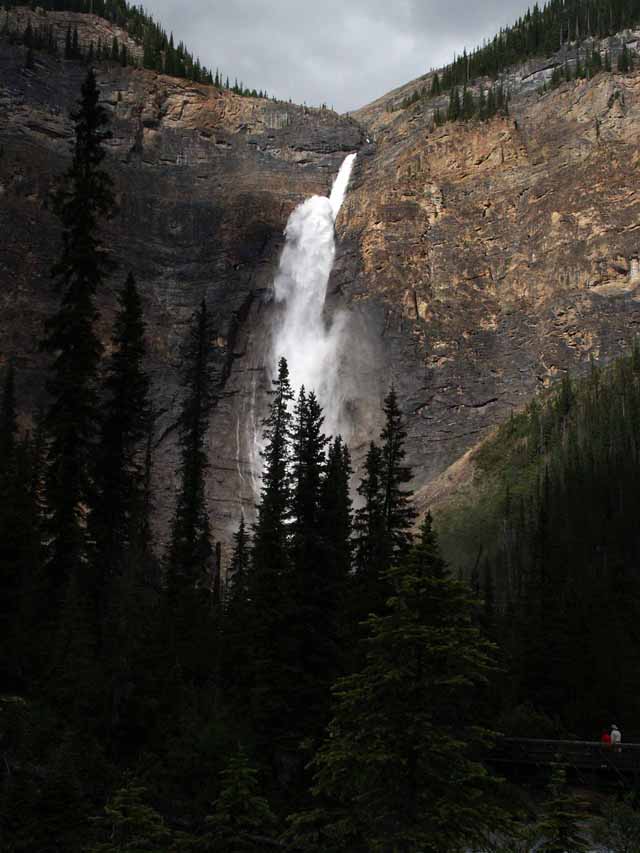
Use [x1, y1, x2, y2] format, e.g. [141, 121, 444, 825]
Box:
[244, 153, 357, 497]
[272, 152, 357, 431]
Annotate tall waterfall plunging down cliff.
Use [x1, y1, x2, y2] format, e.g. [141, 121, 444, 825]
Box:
[246, 153, 357, 494]
[272, 152, 357, 425]
[273, 154, 356, 416]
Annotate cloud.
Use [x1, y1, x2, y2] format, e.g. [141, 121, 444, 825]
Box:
[143, 0, 534, 112]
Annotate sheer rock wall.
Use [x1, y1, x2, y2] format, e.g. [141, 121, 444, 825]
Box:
[3, 18, 640, 543]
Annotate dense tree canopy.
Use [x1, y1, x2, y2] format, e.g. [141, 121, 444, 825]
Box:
[6, 62, 640, 853]
[1, 0, 274, 94]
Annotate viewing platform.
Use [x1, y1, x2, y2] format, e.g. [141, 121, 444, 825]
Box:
[491, 738, 640, 786]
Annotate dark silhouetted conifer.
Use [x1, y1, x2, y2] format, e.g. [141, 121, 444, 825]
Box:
[203, 750, 277, 851]
[290, 388, 345, 738]
[220, 514, 254, 722]
[352, 441, 387, 619]
[89, 778, 173, 852]
[166, 299, 216, 679]
[43, 68, 113, 619]
[462, 84, 475, 120]
[447, 85, 461, 121]
[319, 436, 353, 599]
[226, 514, 250, 607]
[380, 387, 416, 559]
[91, 272, 154, 731]
[251, 357, 294, 582]
[308, 514, 502, 851]
[537, 763, 589, 853]
[247, 357, 296, 754]
[291, 387, 327, 575]
[92, 272, 151, 609]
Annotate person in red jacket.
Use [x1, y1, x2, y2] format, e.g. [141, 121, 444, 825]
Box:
[601, 729, 612, 747]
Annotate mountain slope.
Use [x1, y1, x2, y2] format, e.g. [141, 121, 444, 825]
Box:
[3, 10, 640, 546]
[334, 62, 640, 501]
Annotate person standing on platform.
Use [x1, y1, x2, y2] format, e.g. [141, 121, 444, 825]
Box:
[611, 724, 622, 752]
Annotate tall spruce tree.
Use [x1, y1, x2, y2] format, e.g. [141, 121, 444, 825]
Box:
[203, 750, 277, 852]
[448, 86, 461, 121]
[308, 514, 502, 852]
[248, 357, 296, 755]
[380, 386, 416, 557]
[318, 436, 353, 634]
[92, 272, 151, 611]
[462, 84, 475, 120]
[352, 388, 416, 628]
[252, 357, 294, 577]
[89, 779, 174, 853]
[537, 763, 589, 853]
[91, 272, 154, 734]
[308, 434, 354, 726]
[290, 388, 341, 739]
[220, 515, 253, 711]
[352, 441, 387, 623]
[291, 388, 327, 574]
[43, 68, 113, 614]
[166, 299, 216, 676]
[226, 514, 250, 609]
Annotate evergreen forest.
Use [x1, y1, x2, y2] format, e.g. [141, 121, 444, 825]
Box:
[4, 41, 640, 853]
[0, 70, 502, 853]
[437, 346, 640, 739]
[399, 0, 640, 119]
[438, 0, 640, 89]
[0, 0, 271, 96]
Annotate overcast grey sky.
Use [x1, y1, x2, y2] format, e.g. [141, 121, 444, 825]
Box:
[143, 0, 534, 113]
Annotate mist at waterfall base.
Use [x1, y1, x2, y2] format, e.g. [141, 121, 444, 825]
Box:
[240, 153, 358, 497]
[271, 153, 357, 439]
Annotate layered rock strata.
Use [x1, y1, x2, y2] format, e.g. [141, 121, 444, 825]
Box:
[341, 66, 640, 509]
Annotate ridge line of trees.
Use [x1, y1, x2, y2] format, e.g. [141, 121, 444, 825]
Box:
[398, 0, 640, 117]
[1, 1, 275, 97]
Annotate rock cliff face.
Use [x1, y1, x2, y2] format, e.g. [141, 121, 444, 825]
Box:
[3, 12, 640, 544]
[0, 26, 363, 542]
[340, 65, 640, 511]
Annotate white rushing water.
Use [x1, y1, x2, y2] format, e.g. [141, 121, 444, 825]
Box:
[242, 153, 357, 498]
[242, 154, 356, 497]
[271, 152, 357, 433]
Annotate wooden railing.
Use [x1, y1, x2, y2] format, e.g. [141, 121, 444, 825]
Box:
[491, 737, 640, 780]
